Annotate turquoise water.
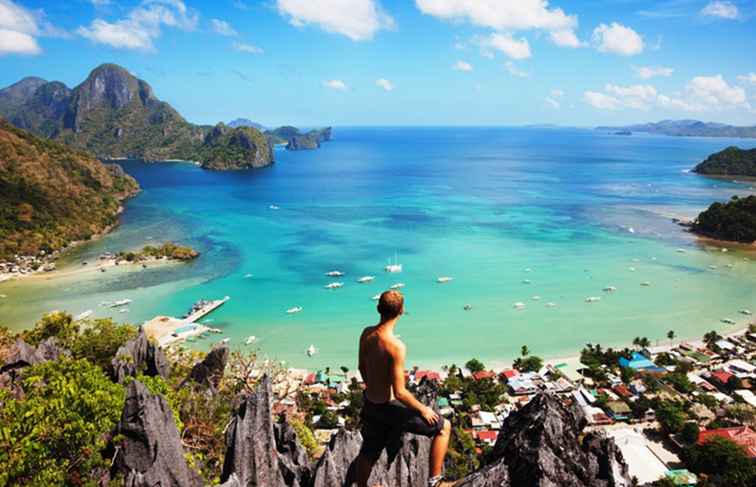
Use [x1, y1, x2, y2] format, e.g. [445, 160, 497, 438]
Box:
[1, 127, 755, 369]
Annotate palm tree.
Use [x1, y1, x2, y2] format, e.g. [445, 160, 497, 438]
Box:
[704, 331, 722, 348]
[667, 330, 675, 344]
[639, 337, 651, 349]
[632, 337, 641, 349]
[521, 345, 530, 357]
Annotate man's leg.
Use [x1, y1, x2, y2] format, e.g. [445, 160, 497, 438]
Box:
[429, 419, 451, 479]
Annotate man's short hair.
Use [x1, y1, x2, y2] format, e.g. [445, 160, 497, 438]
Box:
[377, 290, 404, 319]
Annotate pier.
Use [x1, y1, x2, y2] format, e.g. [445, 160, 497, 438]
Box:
[144, 296, 230, 347]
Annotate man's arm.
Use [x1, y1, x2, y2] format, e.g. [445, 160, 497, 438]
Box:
[390, 341, 439, 425]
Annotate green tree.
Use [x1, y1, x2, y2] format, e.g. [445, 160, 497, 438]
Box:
[445, 427, 480, 479]
[71, 318, 138, 371]
[703, 330, 722, 348]
[465, 358, 485, 374]
[520, 345, 529, 357]
[513, 355, 543, 373]
[680, 422, 700, 444]
[656, 400, 686, 434]
[667, 330, 675, 344]
[683, 437, 756, 487]
[0, 358, 125, 486]
[22, 311, 79, 347]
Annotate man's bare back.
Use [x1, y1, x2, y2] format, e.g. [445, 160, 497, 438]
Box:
[359, 325, 403, 404]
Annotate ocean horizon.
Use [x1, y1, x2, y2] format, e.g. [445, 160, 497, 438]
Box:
[1, 126, 754, 370]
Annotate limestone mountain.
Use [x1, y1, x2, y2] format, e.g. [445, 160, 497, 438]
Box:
[0, 64, 272, 170]
[0, 118, 139, 260]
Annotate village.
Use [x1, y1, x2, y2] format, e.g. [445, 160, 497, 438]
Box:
[262, 323, 756, 486]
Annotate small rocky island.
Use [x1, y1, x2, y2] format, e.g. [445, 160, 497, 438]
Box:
[693, 146, 756, 177]
[690, 195, 756, 244]
[265, 126, 332, 151]
[114, 241, 200, 263]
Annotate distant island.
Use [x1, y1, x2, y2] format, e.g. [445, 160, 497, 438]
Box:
[0, 118, 139, 272]
[596, 120, 756, 138]
[227, 118, 266, 130]
[693, 146, 756, 177]
[691, 195, 756, 244]
[265, 125, 332, 151]
[0, 64, 275, 170]
[115, 241, 199, 263]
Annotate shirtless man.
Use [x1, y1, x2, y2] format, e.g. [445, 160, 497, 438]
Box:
[356, 290, 451, 487]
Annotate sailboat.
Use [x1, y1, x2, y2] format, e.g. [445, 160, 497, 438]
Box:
[384, 252, 402, 273]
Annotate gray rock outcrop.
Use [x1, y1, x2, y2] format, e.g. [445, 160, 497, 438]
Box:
[182, 343, 229, 392]
[0, 337, 67, 374]
[111, 380, 202, 487]
[111, 327, 169, 383]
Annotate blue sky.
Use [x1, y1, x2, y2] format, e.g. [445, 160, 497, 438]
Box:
[1, 0, 756, 126]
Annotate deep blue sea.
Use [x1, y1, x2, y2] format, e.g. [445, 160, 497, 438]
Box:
[1, 127, 754, 369]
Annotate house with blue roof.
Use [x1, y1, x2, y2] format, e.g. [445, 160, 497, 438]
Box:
[619, 352, 666, 374]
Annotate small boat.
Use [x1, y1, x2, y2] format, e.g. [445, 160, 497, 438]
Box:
[545, 302, 557, 308]
[0, 294, 6, 299]
[721, 318, 736, 325]
[676, 248, 687, 253]
[524, 268, 532, 272]
[306, 344, 318, 357]
[120, 308, 129, 313]
[75, 310, 93, 320]
[739, 309, 752, 316]
[371, 294, 381, 300]
[708, 265, 717, 270]
[390, 283, 405, 289]
[532, 296, 541, 301]
[513, 302, 526, 310]
[726, 264, 734, 269]
[358, 276, 375, 283]
[326, 271, 344, 277]
[245, 336, 257, 345]
[721, 248, 728, 253]
[269, 204, 280, 210]
[220, 338, 230, 344]
[325, 282, 344, 289]
[522, 279, 531, 284]
[603, 286, 617, 292]
[463, 304, 472, 311]
[631, 258, 640, 263]
[585, 297, 601, 303]
[244, 273, 253, 278]
[628, 227, 636, 234]
[628, 267, 636, 272]
[287, 306, 303, 314]
[385, 253, 402, 273]
[437, 276, 453, 284]
[110, 298, 132, 308]
[640, 282, 651, 287]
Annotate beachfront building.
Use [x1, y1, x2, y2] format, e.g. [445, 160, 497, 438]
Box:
[619, 352, 666, 374]
[697, 426, 756, 458]
[606, 427, 669, 485]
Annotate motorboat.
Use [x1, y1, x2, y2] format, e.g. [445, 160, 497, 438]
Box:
[437, 276, 453, 283]
[545, 302, 557, 308]
[721, 318, 736, 325]
[463, 304, 472, 311]
[119, 308, 129, 313]
[585, 296, 601, 303]
[306, 344, 318, 357]
[640, 282, 651, 287]
[739, 309, 752, 316]
[244, 273, 253, 278]
[513, 302, 526, 310]
[269, 204, 280, 210]
[676, 248, 687, 253]
[245, 336, 257, 345]
[220, 338, 230, 344]
[708, 265, 717, 270]
[325, 282, 344, 289]
[390, 283, 405, 289]
[287, 306, 303, 314]
[110, 298, 132, 308]
[522, 279, 531, 284]
[531, 296, 541, 301]
[326, 271, 344, 277]
[75, 310, 93, 320]
[358, 276, 375, 283]
[603, 286, 617, 292]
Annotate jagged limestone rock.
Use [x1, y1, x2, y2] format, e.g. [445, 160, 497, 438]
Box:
[0, 337, 67, 374]
[220, 375, 301, 487]
[182, 343, 229, 392]
[111, 380, 202, 487]
[275, 421, 314, 486]
[111, 327, 169, 383]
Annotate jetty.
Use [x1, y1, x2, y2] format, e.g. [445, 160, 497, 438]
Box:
[144, 296, 230, 347]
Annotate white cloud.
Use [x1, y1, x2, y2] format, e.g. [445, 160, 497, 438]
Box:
[544, 97, 560, 109]
[375, 78, 394, 91]
[453, 60, 473, 72]
[592, 22, 643, 56]
[584, 75, 749, 113]
[276, 0, 395, 41]
[550, 89, 564, 98]
[415, 0, 576, 31]
[211, 19, 237, 36]
[737, 73, 756, 84]
[323, 79, 348, 90]
[701, 1, 739, 19]
[0, 0, 42, 55]
[583, 91, 621, 110]
[233, 42, 263, 54]
[504, 61, 528, 78]
[633, 65, 674, 79]
[484, 32, 531, 60]
[549, 29, 582, 48]
[77, 0, 198, 51]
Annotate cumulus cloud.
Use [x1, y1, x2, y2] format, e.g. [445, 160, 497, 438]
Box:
[584, 75, 749, 113]
[77, 0, 198, 51]
[375, 78, 394, 91]
[211, 19, 237, 36]
[701, 1, 739, 19]
[0, 0, 44, 55]
[453, 60, 473, 72]
[233, 42, 263, 54]
[323, 79, 348, 90]
[504, 61, 528, 78]
[416, 0, 580, 52]
[483, 32, 531, 60]
[276, 0, 395, 41]
[633, 65, 674, 79]
[544, 97, 560, 109]
[592, 22, 643, 56]
[738, 73, 756, 84]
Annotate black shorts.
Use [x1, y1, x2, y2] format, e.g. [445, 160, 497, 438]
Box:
[359, 398, 444, 461]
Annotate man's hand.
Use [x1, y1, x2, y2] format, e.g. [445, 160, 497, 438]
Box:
[419, 405, 440, 426]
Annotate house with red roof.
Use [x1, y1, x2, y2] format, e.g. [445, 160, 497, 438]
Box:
[499, 369, 519, 381]
[698, 426, 756, 458]
[474, 430, 498, 446]
[415, 370, 441, 383]
[708, 369, 735, 388]
[472, 370, 496, 381]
